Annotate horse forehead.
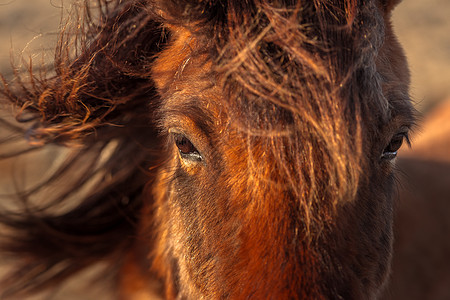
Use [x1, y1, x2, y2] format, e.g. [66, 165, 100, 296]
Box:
[152, 27, 205, 92]
[153, 28, 230, 125]
[152, 11, 396, 130]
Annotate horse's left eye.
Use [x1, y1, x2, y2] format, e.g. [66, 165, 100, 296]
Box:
[173, 133, 202, 161]
[381, 133, 407, 160]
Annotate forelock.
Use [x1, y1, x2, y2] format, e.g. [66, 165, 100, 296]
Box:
[157, 0, 390, 229]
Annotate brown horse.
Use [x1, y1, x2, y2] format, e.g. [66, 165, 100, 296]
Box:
[0, 0, 420, 298]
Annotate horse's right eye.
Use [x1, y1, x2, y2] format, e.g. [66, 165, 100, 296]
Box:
[173, 133, 202, 162]
[381, 132, 408, 161]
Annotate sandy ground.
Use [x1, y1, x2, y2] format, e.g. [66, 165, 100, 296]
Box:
[0, 0, 449, 299]
[0, 0, 61, 77]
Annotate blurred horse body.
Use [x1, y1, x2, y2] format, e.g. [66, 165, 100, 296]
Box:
[0, 0, 447, 299]
[383, 100, 450, 300]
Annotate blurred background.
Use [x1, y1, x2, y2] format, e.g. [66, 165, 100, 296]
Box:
[0, 0, 449, 298]
[2, 0, 450, 111]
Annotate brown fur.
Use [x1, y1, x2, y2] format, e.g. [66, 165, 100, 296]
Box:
[0, 0, 419, 299]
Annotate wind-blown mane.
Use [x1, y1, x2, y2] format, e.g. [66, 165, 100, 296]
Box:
[0, 1, 165, 296]
[0, 0, 415, 298]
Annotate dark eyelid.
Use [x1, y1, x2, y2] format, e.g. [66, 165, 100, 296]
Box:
[161, 104, 215, 139]
[402, 132, 411, 148]
[168, 128, 198, 148]
[396, 129, 411, 147]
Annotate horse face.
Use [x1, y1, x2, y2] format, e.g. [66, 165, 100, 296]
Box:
[0, 0, 416, 299]
[148, 1, 414, 298]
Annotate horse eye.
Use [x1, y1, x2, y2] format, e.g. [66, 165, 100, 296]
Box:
[173, 133, 202, 161]
[381, 133, 407, 160]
